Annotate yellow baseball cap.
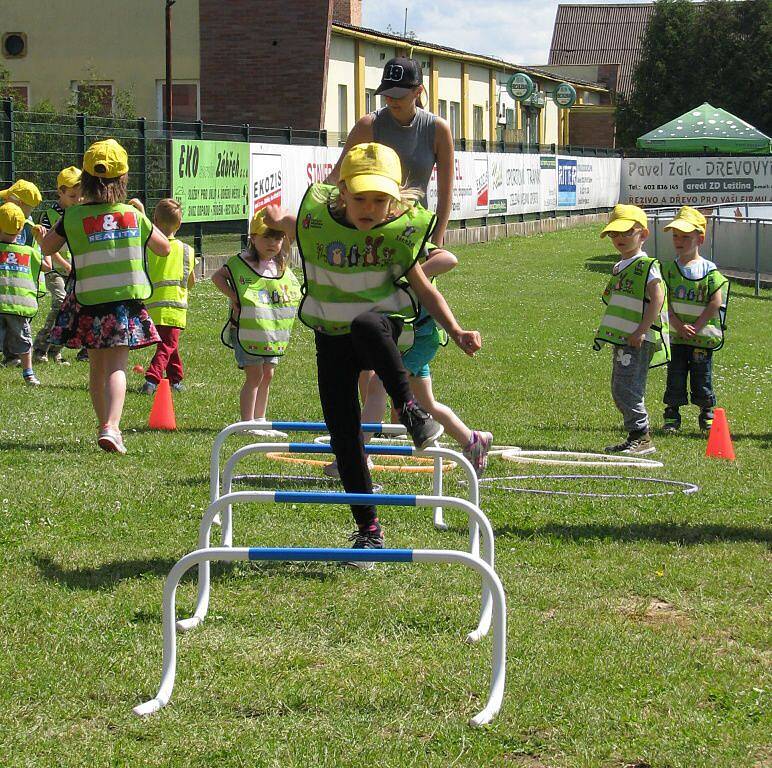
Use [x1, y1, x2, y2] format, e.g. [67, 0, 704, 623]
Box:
[664, 206, 706, 234]
[600, 204, 649, 237]
[57, 166, 82, 189]
[0, 179, 42, 208]
[339, 142, 402, 200]
[83, 138, 129, 178]
[249, 209, 269, 235]
[0, 202, 26, 236]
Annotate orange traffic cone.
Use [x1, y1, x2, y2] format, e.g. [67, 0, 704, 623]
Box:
[148, 378, 177, 430]
[705, 407, 735, 460]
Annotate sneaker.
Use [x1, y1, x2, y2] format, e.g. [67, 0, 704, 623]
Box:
[52, 352, 70, 366]
[345, 525, 384, 570]
[97, 426, 127, 455]
[605, 434, 656, 455]
[3, 356, 22, 367]
[23, 372, 41, 386]
[463, 430, 494, 478]
[699, 409, 714, 432]
[139, 380, 157, 395]
[171, 381, 185, 392]
[662, 408, 681, 433]
[323, 456, 374, 479]
[399, 400, 444, 450]
[32, 350, 48, 364]
[76, 348, 89, 362]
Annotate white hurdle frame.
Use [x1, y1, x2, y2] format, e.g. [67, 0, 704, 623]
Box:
[133, 545, 506, 727]
[209, 420, 451, 530]
[177, 490, 495, 644]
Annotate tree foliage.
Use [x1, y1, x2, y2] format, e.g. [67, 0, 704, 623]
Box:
[616, 0, 772, 148]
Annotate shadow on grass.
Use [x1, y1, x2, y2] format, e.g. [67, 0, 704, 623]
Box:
[494, 521, 772, 546]
[128, 425, 221, 435]
[35, 383, 88, 392]
[584, 253, 618, 274]
[34, 553, 336, 590]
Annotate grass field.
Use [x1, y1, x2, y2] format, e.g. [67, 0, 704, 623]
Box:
[1, 226, 769, 768]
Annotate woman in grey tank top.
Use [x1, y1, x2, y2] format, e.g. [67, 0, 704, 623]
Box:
[327, 56, 455, 246]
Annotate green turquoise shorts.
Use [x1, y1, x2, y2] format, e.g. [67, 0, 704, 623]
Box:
[402, 324, 441, 378]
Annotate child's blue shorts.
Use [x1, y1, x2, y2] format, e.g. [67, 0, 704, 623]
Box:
[402, 323, 441, 378]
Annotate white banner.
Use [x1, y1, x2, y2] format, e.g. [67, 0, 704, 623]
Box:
[249, 143, 621, 223]
[621, 156, 772, 206]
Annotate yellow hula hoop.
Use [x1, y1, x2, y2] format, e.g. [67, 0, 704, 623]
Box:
[265, 452, 457, 474]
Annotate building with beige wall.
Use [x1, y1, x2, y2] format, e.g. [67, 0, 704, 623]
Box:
[1, 0, 609, 146]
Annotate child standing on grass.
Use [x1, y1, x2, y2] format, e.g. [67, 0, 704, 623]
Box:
[265, 142, 481, 559]
[0, 202, 51, 386]
[33, 166, 82, 365]
[41, 139, 170, 454]
[212, 209, 301, 431]
[139, 198, 195, 395]
[0, 179, 44, 367]
[660, 206, 728, 433]
[329, 247, 493, 479]
[594, 204, 669, 456]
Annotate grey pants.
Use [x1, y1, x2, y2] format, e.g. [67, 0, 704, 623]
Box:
[33, 271, 67, 355]
[611, 342, 655, 435]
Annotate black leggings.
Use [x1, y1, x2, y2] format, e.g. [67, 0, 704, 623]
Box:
[315, 312, 413, 527]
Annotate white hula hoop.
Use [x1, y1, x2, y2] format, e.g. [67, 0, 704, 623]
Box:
[501, 449, 662, 468]
[479, 474, 698, 498]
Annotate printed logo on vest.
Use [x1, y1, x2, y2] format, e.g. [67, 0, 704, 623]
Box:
[396, 225, 417, 246]
[82, 211, 140, 243]
[302, 213, 322, 230]
[0, 250, 31, 271]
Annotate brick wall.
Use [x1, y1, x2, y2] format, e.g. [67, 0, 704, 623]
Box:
[199, 0, 333, 130]
[569, 109, 617, 148]
[332, 0, 362, 25]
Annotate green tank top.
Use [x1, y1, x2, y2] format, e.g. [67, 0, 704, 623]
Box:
[63, 203, 153, 306]
[661, 261, 728, 351]
[594, 255, 670, 368]
[295, 183, 435, 336]
[0, 242, 42, 318]
[222, 252, 301, 356]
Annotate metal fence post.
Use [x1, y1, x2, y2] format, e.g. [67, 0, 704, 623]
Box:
[754, 220, 760, 296]
[286, 125, 293, 145]
[138, 117, 148, 204]
[76, 113, 86, 161]
[2, 98, 14, 184]
[194, 119, 204, 263]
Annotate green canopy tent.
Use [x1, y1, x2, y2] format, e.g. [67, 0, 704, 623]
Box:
[636, 103, 772, 154]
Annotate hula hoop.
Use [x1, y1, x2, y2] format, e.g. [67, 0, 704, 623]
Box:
[501, 449, 663, 468]
[312, 434, 522, 456]
[479, 474, 698, 498]
[232, 474, 383, 492]
[266, 451, 457, 474]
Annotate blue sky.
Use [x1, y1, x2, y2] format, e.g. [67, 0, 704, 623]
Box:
[362, 1, 650, 66]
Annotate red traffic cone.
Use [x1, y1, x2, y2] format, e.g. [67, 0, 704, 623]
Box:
[705, 407, 735, 460]
[148, 378, 177, 430]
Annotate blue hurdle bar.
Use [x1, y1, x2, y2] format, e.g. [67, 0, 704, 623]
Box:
[178, 489, 493, 644]
[133, 546, 506, 727]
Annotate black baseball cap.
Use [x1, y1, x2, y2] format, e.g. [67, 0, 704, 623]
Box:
[374, 57, 423, 98]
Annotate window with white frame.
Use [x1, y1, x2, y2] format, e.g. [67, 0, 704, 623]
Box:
[338, 84, 348, 136]
[449, 101, 460, 139]
[72, 81, 114, 115]
[365, 88, 377, 114]
[438, 99, 447, 119]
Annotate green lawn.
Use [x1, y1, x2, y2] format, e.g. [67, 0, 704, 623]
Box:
[1, 226, 769, 768]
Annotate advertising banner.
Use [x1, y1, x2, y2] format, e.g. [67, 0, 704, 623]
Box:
[621, 156, 772, 206]
[171, 139, 250, 222]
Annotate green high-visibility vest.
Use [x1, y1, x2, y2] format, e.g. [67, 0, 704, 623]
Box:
[0, 242, 42, 318]
[594, 255, 670, 368]
[146, 238, 194, 329]
[223, 253, 301, 356]
[45, 207, 72, 278]
[63, 203, 153, 306]
[661, 261, 728, 351]
[295, 183, 435, 336]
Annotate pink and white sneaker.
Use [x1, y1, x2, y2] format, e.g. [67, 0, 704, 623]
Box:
[462, 430, 493, 478]
[97, 425, 127, 455]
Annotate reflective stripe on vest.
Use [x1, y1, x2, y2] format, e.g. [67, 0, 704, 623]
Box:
[295, 183, 435, 336]
[223, 253, 301, 356]
[0, 242, 42, 318]
[64, 203, 153, 305]
[661, 261, 728, 351]
[594, 255, 670, 368]
[146, 240, 193, 328]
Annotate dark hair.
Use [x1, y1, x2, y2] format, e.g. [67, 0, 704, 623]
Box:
[80, 170, 128, 204]
[414, 86, 426, 109]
